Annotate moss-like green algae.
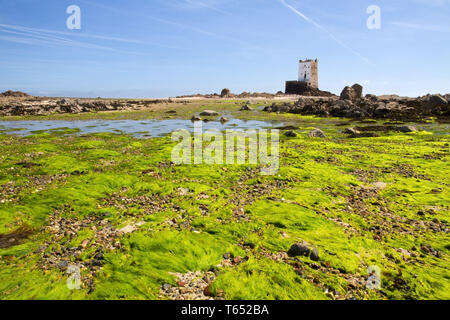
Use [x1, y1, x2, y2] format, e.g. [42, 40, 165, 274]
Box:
[0, 109, 448, 300]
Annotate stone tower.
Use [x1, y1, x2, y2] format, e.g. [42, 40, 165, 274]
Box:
[298, 59, 318, 88]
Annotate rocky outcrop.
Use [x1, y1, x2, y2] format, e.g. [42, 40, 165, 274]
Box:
[0, 97, 165, 116]
[264, 85, 449, 120]
[340, 84, 363, 101]
[220, 88, 230, 97]
[1, 90, 31, 97]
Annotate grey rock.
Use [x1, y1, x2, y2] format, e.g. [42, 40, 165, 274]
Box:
[162, 284, 172, 291]
[200, 110, 219, 116]
[343, 128, 360, 135]
[340, 86, 356, 101]
[57, 261, 69, 269]
[308, 129, 326, 138]
[397, 125, 417, 133]
[340, 84, 363, 101]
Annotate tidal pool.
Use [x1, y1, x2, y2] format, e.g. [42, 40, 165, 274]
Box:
[0, 118, 285, 138]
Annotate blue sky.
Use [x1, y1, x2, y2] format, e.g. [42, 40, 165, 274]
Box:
[0, 0, 449, 98]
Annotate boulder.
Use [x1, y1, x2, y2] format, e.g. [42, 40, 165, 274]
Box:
[343, 128, 360, 135]
[220, 88, 230, 97]
[308, 129, 326, 138]
[284, 130, 297, 137]
[351, 84, 363, 99]
[288, 243, 311, 257]
[199, 110, 219, 116]
[191, 116, 202, 121]
[429, 95, 448, 107]
[340, 84, 363, 101]
[397, 125, 417, 133]
[340, 86, 355, 101]
[288, 242, 319, 261]
[240, 104, 254, 111]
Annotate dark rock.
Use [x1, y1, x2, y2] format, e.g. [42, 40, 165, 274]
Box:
[288, 243, 311, 257]
[284, 130, 297, 137]
[351, 84, 363, 99]
[1, 90, 31, 97]
[220, 88, 231, 97]
[429, 95, 447, 107]
[191, 116, 202, 121]
[310, 247, 320, 261]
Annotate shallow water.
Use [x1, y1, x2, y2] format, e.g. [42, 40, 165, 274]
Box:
[0, 118, 286, 138]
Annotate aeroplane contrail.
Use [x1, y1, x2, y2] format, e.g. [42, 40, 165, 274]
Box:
[279, 0, 373, 65]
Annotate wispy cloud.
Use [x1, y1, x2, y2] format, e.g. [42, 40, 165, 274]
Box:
[279, 0, 372, 65]
[79, 0, 261, 51]
[0, 23, 189, 54]
[412, 0, 450, 7]
[177, 0, 229, 14]
[389, 21, 450, 33]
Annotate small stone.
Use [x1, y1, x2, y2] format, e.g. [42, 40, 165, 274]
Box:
[191, 116, 202, 122]
[118, 225, 137, 234]
[233, 256, 243, 264]
[372, 182, 387, 190]
[80, 239, 90, 248]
